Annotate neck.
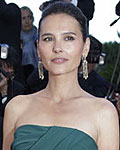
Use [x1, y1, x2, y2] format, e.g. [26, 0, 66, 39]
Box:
[22, 26, 34, 34]
[22, 29, 31, 34]
[45, 70, 82, 103]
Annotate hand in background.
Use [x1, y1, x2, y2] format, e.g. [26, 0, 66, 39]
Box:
[0, 73, 8, 97]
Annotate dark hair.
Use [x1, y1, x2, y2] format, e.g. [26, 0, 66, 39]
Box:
[39, 0, 64, 11]
[21, 6, 34, 21]
[38, 2, 88, 42]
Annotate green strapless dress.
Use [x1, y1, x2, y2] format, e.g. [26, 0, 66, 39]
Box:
[11, 125, 98, 150]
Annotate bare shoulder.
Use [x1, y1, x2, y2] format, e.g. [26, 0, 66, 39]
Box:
[5, 90, 44, 117]
[84, 94, 118, 126]
[4, 95, 31, 125]
[5, 94, 30, 114]
[82, 92, 117, 113]
[3, 94, 33, 150]
[94, 97, 118, 117]
[87, 95, 118, 122]
[95, 97, 119, 129]
[93, 97, 119, 149]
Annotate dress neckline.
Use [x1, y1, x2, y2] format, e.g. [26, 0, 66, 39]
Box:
[15, 124, 97, 147]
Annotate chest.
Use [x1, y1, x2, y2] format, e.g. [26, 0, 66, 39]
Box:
[16, 99, 98, 143]
[17, 99, 97, 131]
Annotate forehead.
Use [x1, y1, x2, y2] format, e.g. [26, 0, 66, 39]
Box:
[40, 13, 80, 32]
[21, 9, 31, 16]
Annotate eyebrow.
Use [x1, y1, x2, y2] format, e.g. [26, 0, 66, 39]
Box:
[63, 32, 77, 36]
[40, 33, 52, 38]
[40, 32, 77, 37]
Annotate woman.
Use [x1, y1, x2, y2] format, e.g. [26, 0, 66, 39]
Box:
[3, 2, 119, 150]
[20, 6, 38, 69]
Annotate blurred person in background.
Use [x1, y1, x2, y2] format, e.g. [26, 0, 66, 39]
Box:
[20, 6, 48, 94]
[116, 0, 120, 20]
[65, 0, 95, 28]
[77, 0, 95, 28]
[0, 0, 21, 57]
[20, 6, 38, 77]
[0, 0, 26, 87]
[0, 44, 26, 115]
[78, 35, 110, 98]
[0, 2, 25, 149]
[0, 44, 26, 149]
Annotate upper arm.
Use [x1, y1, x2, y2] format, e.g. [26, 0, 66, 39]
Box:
[97, 100, 119, 150]
[2, 98, 19, 150]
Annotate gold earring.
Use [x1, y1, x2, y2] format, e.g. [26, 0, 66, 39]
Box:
[38, 58, 44, 80]
[82, 56, 88, 80]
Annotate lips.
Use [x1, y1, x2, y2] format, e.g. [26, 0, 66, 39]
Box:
[51, 57, 68, 64]
[25, 25, 30, 28]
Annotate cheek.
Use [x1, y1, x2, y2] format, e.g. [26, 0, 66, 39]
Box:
[22, 21, 25, 26]
[68, 43, 83, 58]
[39, 51, 49, 69]
[64, 40, 83, 53]
[72, 52, 82, 65]
[38, 41, 54, 58]
[29, 20, 33, 25]
[69, 44, 83, 66]
[38, 43, 49, 57]
[38, 44, 50, 66]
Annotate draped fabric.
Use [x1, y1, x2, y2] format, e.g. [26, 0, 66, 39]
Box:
[11, 125, 98, 150]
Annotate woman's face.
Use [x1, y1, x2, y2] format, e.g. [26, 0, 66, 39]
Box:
[21, 9, 33, 32]
[37, 13, 89, 76]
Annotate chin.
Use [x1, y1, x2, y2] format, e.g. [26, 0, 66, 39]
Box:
[51, 71, 66, 75]
[48, 68, 67, 76]
[50, 68, 76, 77]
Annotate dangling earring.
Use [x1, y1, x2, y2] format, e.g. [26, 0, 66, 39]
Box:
[38, 58, 44, 80]
[82, 56, 88, 80]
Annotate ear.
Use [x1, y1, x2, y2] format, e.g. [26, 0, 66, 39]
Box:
[82, 37, 90, 57]
[32, 16, 34, 23]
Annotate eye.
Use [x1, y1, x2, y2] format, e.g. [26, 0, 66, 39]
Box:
[43, 37, 53, 42]
[22, 17, 26, 21]
[22, 16, 32, 21]
[65, 36, 75, 41]
[27, 15, 33, 20]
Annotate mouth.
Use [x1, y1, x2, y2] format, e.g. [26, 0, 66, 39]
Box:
[51, 57, 68, 64]
[25, 25, 30, 27]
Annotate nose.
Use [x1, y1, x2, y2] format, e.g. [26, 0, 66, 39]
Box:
[52, 41, 63, 53]
[25, 18, 30, 24]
